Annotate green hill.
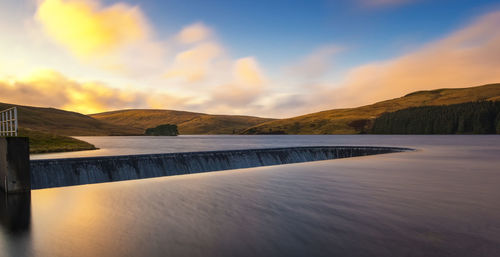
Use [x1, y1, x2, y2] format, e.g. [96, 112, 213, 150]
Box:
[242, 83, 500, 134]
[91, 109, 274, 134]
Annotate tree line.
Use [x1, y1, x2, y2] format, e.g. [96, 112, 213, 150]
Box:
[371, 101, 500, 134]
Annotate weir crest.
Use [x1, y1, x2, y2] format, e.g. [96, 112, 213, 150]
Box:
[30, 146, 412, 189]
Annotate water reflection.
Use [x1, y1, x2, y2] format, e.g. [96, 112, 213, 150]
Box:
[6, 136, 500, 256]
[0, 192, 31, 235]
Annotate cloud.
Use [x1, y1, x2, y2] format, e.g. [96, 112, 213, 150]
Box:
[234, 57, 265, 86]
[163, 22, 229, 83]
[176, 23, 212, 44]
[32, 2, 268, 115]
[164, 23, 269, 113]
[311, 10, 500, 109]
[34, 0, 170, 78]
[272, 94, 307, 111]
[0, 69, 186, 114]
[164, 42, 223, 82]
[36, 0, 150, 57]
[0, 71, 71, 108]
[210, 57, 266, 107]
[21, 1, 500, 120]
[285, 45, 342, 79]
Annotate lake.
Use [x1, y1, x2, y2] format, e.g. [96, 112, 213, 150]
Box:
[30, 134, 485, 159]
[3, 135, 500, 256]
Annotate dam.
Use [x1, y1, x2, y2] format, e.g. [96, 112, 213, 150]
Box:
[30, 146, 411, 189]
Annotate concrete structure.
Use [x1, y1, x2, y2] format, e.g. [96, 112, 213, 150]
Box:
[0, 137, 30, 193]
[0, 191, 31, 233]
[30, 146, 411, 189]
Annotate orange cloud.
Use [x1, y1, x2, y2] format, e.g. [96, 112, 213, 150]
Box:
[176, 23, 212, 44]
[310, 10, 500, 109]
[0, 70, 185, 114]
[234, 57, 265, 86]
[36, 0, 150, 57]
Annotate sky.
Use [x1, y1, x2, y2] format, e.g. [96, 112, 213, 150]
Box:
[0, 0, 499, 118]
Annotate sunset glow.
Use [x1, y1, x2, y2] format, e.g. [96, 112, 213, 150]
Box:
[0, 0, 499, 117]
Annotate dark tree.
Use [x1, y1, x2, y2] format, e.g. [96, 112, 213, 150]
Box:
[145, 124, 179, 136]
[371, 101, 500, 134]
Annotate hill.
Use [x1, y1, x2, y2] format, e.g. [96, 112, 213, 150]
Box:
[0, 102, 141, 153]
[0, 102, 142, 136]
[242, 83, 500, 134]
[372, 101, 500, 134]
[91, 109, 274, 134]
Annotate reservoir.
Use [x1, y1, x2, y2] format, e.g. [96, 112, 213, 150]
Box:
[3, 135, 500, 257]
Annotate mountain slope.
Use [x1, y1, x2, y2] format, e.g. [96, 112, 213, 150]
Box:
[0, 102, 142, 136]
[243, 83, 500, 134]
[91, 110, 275, 134]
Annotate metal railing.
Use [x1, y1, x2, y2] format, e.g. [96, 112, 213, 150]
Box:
[0, 107, 18, 136]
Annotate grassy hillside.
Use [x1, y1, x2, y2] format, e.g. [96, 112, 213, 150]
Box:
[91, 109, 274, 134]
[18, 128, 97, 154]
[0, 102, 142, 136]
[243, 83, 500, 134]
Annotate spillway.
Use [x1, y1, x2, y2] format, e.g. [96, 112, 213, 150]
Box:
[30, 146, 411, 189]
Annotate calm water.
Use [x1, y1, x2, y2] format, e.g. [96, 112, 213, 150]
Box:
[3, 135, 500, 256]
[30, 134, 478, 159]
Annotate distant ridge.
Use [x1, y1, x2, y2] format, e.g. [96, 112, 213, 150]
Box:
[242, 83, 500, 134]
[91, 109, 275, 134]
[2, 83, 499, 153]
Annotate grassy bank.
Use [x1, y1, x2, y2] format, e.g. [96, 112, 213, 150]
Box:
[19, 129, 97, 154]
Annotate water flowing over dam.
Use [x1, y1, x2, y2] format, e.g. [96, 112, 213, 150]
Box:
[30, 146, 411, 189]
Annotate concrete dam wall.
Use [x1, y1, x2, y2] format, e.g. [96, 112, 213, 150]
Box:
[30, 146, 411, 189]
